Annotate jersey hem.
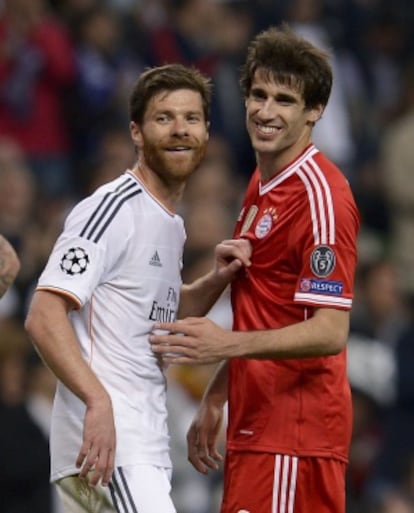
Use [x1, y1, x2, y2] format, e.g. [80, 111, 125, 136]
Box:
[51, 457, 173, 483]
[226, 443, 349, 464]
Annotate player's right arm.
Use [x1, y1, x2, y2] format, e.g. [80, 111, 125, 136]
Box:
[25, 290, 116, 487]
[187, 360, 228, 474]
[0, 234, 20, 298]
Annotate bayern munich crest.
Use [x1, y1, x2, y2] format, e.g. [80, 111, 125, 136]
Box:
[254, 207, 278, 238]
[60, 247, 90, 275]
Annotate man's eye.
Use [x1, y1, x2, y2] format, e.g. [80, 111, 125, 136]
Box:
[187, 115, 202, 123]
[252, 92, 266, 101]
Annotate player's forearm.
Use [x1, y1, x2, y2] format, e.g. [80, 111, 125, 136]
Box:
[234, 308, 350, 359]
[25, 291, 111, 408]
[178, 269, 228, 318]
[202, 360, 229, 407]
[0, 235, 20, 298]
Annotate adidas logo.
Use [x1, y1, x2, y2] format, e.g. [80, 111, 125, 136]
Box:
[149, 250, 162, 267]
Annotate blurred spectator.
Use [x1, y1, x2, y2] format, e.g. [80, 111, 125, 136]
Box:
[0, 0, 77, 198]
[0, 137, 71, 319]
[0, 138, 37, 317]
[346, 386, 384, 513]
[347, 257, 411, 510]
[0, 138, 37, 248]
[352, 155, 391, 264]
[183, 135, 244, 212]
[147, 0, 219, 73]
[350, 259, 409, 347]
[0, 320, 55, 513]
[381, 62, 414, 294]
[365, 305, 414, 507]
[68, 4, 145, 176]
[285, 0, 361, 179]
[82, 127, 136, 195]
[205, 0, 256, 178]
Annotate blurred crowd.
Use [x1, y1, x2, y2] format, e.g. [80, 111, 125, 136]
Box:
[1, 0, 414, 512]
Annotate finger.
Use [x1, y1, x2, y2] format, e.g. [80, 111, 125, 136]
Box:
[76, 441, 90, 471]
[79, 448, 99, 481]
[162, 355, 202, 365]
[79, 460, 95, 481]
[150, 330, 200, 352]
[197, 436, 220, 471]
[152, 320, 194, 334]
[187, 427, 207, 474]
[102, 454, 115, 487]
[187, 441, 218, 473]
[89, 448, 113, 487]
[220, 259, 243, 277]
[208, 443, 223, 463]
[150, 337, 193, 354]
[188, 451, 208, 474]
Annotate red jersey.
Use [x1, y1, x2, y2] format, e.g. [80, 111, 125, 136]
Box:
[227, 144, 360, 463]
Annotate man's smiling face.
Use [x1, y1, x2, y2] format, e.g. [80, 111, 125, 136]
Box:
[130, 89, 209, 186]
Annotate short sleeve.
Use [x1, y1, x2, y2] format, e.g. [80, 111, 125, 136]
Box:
[293, 184, 360, 310]
[37, 194, 132, 307]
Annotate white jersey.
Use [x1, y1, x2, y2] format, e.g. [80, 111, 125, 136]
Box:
[36, 171, 186, 482]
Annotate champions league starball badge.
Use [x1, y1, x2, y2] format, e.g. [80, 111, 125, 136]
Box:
[310, 245, 336, 277]
[60, 247, 90, 275]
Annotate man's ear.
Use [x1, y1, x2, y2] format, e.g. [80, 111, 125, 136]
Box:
[308, 104, 324, 124]
[129, 121, 143, 147]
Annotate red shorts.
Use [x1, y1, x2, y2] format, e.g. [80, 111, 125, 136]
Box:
[220, 451, 346, 513]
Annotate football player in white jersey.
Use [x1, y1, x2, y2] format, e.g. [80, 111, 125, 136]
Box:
[25, 63, 252, 513]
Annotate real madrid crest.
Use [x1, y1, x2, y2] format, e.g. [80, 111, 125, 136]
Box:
[255, 207, 278, 239]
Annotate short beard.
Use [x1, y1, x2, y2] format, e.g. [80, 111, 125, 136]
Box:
[141, 139, 207, 187]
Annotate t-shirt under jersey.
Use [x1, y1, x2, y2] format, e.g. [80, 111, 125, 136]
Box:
[228, 144, 360, 463]
[36, 171, 185, 481]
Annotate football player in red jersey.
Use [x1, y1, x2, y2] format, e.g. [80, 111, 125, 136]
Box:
[151, 25, 360, 513]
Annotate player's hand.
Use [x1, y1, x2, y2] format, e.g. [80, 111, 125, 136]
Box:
[76, 395, 116, 487]
[214, 238, 252, 283]
[150, 317, 240, 364]
[187, 399, 224, 474]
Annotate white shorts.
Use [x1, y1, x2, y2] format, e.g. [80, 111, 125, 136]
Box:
[56, 465, 176, 513]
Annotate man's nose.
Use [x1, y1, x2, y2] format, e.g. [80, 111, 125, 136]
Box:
[259, 98, 277, 119]
[172, 118, 189, 136]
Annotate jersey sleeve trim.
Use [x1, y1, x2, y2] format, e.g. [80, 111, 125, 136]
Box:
[296, 159, 335, 246]
[36, 286, 82, 310]
[79, 177, 142, 243]
[294, 292, 352, 309]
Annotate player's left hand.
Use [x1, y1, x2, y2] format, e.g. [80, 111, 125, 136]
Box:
[149, 317, 239, 364]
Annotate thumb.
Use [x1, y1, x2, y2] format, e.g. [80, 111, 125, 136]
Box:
[221, 259, 243, 278]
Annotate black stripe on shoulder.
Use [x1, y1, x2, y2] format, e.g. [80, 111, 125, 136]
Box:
[79, 178, 142, 243]
[92, 189, 141, 243]
[79, 177, 132, 238]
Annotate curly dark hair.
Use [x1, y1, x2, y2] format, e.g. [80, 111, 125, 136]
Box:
[240, 24, 333, 110]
